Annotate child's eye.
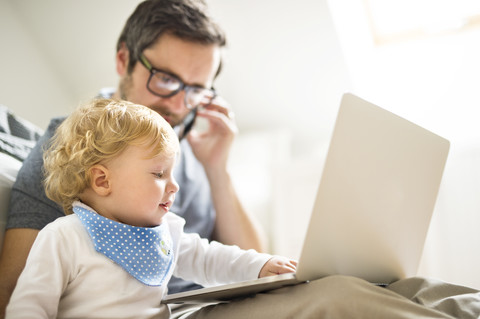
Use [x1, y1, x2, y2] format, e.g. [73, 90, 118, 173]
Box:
[154, 172, 164, 178]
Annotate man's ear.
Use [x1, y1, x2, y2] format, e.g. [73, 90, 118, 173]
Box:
[116, 42, 129, 76]
[89, 164, 111, 196]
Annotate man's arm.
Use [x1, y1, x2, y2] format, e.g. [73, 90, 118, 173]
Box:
[187, 99, 267, 252]
[0, 228, 39, 319]
[205, 167, 266, 251]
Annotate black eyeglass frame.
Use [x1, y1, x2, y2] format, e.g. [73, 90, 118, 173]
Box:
[139, 54, 217, 110]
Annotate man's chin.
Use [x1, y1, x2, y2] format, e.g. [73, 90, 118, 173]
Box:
[162, 117, 177, 127]
[148, 109, 181, 127]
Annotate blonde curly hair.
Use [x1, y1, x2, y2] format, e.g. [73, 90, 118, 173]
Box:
[43, 98, 179, 215]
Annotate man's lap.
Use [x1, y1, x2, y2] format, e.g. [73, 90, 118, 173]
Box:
[174, 275, 479, 319]
[387, 277, 480, 319]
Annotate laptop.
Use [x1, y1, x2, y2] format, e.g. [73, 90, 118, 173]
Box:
[162, 92, 450, 304]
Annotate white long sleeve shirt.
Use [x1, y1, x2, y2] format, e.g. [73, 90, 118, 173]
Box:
[6, 212, 271, 319]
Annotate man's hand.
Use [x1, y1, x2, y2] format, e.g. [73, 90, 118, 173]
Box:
[187, 96, 266, 252]
[259, 256, 298, 278]
[186, 96, 237, 173]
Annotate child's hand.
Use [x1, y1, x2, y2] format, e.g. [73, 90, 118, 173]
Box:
[258, 256, 297, 278]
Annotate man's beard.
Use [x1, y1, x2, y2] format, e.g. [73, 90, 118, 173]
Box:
[118, 73, 132, 101]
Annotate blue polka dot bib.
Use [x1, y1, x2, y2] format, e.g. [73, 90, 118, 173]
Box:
[73, 204, 174, 286]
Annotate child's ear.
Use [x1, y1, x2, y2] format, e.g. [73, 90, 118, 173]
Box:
[89, 164, 111, 196]
[116, 42, 129, 76]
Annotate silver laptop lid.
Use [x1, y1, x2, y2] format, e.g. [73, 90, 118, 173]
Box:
[296, 93, 450, 284]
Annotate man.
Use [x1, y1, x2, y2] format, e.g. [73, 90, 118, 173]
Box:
[1, 0, 479, 318]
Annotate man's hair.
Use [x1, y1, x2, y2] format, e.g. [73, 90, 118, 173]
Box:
[43, 98, 179, 215]
[117, 0, 227, 74]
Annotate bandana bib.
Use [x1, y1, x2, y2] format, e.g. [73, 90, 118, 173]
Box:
[73, 204, 174, 286]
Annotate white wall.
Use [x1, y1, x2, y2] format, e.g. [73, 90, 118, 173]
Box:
[209, 0, 350, 144]
[0, 0, 74, 128]
[1, 0, 141, 128]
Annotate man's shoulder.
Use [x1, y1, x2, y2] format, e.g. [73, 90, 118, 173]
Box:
[7, 115, 66, 230]
[46, 116, 66, 134]
[96, 87, 115, 99]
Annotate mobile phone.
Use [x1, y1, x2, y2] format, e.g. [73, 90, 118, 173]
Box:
[176, 107, 198, 140]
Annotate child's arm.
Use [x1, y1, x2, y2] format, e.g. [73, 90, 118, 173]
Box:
[174, 232, 272, 286]
[174, 230, 297, 287]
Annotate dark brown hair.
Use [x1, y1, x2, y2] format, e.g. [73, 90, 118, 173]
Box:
[116, 0, 227, 74]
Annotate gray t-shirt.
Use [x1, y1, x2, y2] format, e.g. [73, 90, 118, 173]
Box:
[7, 115, 216, 294]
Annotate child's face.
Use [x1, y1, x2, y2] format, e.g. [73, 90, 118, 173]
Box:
[101, 143, 179, 227]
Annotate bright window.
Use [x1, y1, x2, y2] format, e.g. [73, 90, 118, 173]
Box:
[364, 0, 480, 44]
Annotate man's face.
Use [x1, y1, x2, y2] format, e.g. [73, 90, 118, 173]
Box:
[117, 33, 221, 127]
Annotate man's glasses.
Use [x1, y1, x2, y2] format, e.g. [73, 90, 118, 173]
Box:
[139, 54, 216, 110]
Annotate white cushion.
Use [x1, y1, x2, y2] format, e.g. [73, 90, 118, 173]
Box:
[0, 152, 22, 252]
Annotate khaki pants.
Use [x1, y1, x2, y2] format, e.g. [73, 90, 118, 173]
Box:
[171, 275, 480, 319]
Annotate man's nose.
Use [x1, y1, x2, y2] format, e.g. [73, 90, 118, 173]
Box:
[166, 90, 187, 112]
